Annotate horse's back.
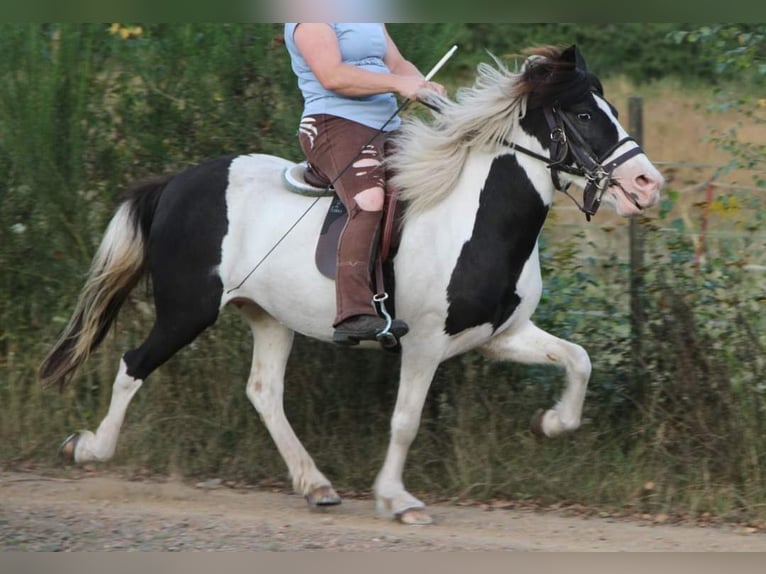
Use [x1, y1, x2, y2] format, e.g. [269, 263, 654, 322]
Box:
[228, 153, 294, 186]
[150, 152, 299, 256]
[221, 153, 331, 260]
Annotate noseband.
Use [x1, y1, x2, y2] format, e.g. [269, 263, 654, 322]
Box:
[504, 105, 645, 220]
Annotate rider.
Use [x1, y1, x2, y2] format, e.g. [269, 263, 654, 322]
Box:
[284, 23, 445, 345]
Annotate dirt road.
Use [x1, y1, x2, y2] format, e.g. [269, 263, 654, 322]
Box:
[1, 470, 764, 551]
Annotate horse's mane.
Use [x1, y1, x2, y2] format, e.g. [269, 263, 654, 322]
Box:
[389, 45, 595, 220]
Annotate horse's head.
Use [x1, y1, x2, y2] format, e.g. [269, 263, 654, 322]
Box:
[518, 45, 663, 219]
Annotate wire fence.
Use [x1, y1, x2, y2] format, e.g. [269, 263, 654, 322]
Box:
[548, 159, 766, 271]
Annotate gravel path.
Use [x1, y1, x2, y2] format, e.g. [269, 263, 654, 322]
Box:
[2, 470, 765, 551]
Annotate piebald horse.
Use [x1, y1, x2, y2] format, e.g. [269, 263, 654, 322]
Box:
[39, 45, 662, 524]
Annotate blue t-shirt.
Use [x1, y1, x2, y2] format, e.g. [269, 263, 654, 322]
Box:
[284, 23, 401, 131]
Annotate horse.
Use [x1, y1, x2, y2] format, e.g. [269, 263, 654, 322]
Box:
[38, 45, 663, 525]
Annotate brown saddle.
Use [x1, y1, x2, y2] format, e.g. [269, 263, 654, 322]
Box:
[283, 161, 404, 280]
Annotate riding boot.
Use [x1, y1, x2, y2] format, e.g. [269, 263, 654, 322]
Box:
[334, 208, 381, 324]
[332, 209, 408, 345]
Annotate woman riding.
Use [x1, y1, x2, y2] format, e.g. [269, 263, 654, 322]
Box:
[284, 23, 445, 345]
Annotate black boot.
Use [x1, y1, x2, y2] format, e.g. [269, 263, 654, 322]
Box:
[333, 314, 409, 346]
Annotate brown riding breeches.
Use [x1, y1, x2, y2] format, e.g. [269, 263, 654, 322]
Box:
[298, 114, 387, 326]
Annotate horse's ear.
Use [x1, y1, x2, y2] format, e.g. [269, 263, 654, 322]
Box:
[561, 44, 588, 72]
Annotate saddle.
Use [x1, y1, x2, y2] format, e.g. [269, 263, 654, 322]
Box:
[282, 161, 404, 281]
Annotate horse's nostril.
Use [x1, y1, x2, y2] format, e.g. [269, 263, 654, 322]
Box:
[637, 172, 665, 192]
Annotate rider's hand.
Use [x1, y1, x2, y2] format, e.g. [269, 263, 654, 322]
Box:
[395, 76, 446, 100]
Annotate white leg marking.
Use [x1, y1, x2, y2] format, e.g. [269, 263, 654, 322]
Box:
[374, 344, 441, 518]
[74, 359, 142, 462]
[242, 307, 333, 497]
[480, 321, 591, 437]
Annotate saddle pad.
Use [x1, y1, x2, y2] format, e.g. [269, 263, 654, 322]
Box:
[282, 162, 335, 197]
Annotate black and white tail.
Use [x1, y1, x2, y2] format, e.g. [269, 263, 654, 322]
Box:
[38, 176, 172, 388]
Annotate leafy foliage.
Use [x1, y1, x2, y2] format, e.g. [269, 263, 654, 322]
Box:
[673, 25, 766, 189]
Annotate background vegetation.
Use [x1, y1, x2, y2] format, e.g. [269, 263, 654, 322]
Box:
[1, 24, 764, 523]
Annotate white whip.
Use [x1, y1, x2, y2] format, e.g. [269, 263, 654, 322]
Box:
[425, 44, 459, 81]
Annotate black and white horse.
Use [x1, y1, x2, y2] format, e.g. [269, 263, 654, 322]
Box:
[39, 46, 662, 524]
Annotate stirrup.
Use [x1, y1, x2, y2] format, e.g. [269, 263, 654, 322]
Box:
[376, 330, 398, 349]
[373, 292, 403, 350]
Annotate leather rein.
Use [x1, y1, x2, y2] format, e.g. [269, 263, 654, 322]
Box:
[502, 105, 645, 221]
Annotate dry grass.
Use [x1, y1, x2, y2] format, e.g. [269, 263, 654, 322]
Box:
[606, 76, 762, 180]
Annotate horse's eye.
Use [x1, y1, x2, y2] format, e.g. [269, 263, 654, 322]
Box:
[577, 113, 591, 121]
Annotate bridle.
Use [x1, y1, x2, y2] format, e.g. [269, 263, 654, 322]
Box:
[503, 102, 645, 221]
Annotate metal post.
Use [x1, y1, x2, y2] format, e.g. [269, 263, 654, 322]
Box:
[628, 96, 645, 382]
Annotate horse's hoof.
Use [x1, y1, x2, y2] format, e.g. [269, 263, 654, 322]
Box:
[58, 432, 81, 463]
[305, 485, 342, 507]
[530, 409, 547, 439]
[396, 507, 434, 525]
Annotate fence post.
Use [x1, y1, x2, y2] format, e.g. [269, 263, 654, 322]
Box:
[628, 96, 645, 384]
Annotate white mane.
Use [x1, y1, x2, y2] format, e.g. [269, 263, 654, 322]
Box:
[389, 57, 530, 220]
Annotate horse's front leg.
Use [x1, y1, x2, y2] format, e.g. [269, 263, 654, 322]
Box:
[374, 344, 441, 525]
[480, 320, 591, 437]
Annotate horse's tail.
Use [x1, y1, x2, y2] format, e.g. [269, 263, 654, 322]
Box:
[38, 175, 173, 389]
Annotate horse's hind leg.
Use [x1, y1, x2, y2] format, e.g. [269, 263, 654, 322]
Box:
[62, 286, 222, 463]
[479, 320, 592, 437]
[238, 303, 340, 507]
[60, 357, 143, 462]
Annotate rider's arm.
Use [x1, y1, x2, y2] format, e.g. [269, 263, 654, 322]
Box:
[293, 23, 431, 100]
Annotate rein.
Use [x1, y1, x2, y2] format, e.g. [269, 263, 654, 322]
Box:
[503, 104, 644, 221]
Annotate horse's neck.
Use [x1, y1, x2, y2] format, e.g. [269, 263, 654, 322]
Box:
[501, 127, 557, 205]
[462, 138, 555, 206]
[403, 145, 551, 250]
